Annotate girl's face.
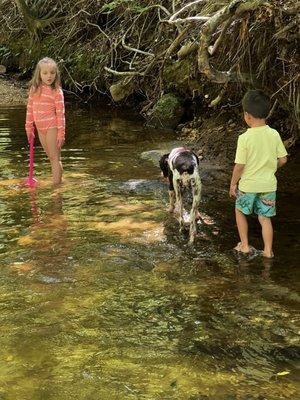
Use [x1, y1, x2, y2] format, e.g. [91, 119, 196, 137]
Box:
[40, 63, 57, 86]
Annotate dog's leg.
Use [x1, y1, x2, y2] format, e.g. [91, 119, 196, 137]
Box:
[167, 170, 175, 213]
[168, 190, 175, 212]
[189, 176, 202, 244]
[173, 178, 184, 231]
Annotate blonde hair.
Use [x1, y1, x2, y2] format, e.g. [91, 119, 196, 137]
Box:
[29, 57, 61, 93]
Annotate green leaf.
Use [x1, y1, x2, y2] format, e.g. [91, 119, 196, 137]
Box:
[276, 371, 290, 376]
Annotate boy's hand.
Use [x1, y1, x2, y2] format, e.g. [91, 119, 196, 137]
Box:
[230, 164, 244, 198]
[229, 184, 237, 198]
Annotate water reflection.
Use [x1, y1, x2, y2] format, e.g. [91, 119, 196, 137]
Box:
[0, 105, 299, 399]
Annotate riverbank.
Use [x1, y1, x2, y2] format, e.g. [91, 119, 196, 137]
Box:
[1, 76, 297, 169]
[0, 77, 27, 105]
[0, 76, 239, 163]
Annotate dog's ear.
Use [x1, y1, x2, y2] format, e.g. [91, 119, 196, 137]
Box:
[159, 153, 169, 177]
[192, 152, 200, 165]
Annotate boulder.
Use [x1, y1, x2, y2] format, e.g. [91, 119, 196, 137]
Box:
[109, 79, 135, 102]
[146, 93, 184, 130]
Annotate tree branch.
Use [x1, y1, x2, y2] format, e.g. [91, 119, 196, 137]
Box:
[121, 34, 155, 57]
[198, 0, 269, 84]
[169, 0, 207, 22]
[104, 66, 145, 76]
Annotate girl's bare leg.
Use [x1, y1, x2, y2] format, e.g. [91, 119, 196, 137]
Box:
[38, 128, 63, 185]
[37, 130, 49, 157]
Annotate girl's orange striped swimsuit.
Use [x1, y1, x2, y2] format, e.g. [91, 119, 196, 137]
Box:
[25, 85, 65, 139]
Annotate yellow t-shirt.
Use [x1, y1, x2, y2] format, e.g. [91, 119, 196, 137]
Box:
[235, 125, 287, 192]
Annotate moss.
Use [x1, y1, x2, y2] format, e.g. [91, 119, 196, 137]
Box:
[148, 93, 184, 129]
[0, 38, 33, 73]
[153, 93, 182, 119]
[163, 58, 203, 95]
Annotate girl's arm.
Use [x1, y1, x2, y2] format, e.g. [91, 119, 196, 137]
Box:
[55, 88, 65, 143]
[25, 91, 34, 141]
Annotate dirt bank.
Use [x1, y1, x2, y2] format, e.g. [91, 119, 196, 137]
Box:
[0, 77, 27, 105]
[176, 105, 246, 166]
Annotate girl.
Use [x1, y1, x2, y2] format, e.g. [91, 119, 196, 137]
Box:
[25, 57, 65, 185]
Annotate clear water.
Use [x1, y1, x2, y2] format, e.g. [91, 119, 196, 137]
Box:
[0, 104, 299, 400]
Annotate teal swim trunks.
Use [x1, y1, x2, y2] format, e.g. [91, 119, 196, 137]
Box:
[236, 190, 276, 217]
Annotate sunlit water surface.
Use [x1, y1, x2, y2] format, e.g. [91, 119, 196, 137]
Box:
[0, 104, 299, 400]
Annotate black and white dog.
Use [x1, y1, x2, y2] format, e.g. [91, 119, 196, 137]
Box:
[159, 147, 201, 244]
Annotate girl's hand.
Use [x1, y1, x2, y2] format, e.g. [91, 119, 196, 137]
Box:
[27, 132, 35, 143]
[57, 137, 65, 148]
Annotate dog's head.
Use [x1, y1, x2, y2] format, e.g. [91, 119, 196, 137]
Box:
[173, 151, 199, 186]
[159, 153, 170, 177]
[174, 151, 199, 173]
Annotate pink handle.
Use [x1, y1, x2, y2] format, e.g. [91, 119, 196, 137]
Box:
[28, 134, 34, 182]
[23, 130, 38, 188]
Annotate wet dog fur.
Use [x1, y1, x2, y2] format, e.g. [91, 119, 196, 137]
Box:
[159, 149, 201, 244]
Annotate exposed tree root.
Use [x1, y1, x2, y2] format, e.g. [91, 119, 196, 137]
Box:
[0, 0, 298, 142]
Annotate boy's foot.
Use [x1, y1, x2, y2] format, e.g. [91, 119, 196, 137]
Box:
[261, 251, 274, 258]
[234, 242, 250, 253]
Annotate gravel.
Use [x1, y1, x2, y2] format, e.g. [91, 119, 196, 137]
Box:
[0, 77, 28, 105]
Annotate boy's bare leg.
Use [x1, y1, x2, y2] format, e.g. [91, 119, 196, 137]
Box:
[258, 215, 274, 258]
[235, 208, 250, 253]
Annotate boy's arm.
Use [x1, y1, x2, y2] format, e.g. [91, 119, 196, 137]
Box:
[229, 163, 245, 198]
[277, 156, 287, 169]
[276, 132, 287, 169]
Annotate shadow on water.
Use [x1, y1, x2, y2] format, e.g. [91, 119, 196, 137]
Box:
[0, 104, 299, 400]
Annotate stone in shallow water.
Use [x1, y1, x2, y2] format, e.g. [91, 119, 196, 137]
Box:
[38, 275, 61, 284]
[120, 179, 165, 194]
[140, 150, 166, 164]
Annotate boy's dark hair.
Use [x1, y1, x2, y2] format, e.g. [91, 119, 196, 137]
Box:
[242, 89, 271, 119]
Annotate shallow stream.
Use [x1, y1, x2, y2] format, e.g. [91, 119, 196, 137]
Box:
[0, 103, 299, 399]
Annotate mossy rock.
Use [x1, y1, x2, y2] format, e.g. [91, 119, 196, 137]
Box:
[110, 80, 135, 102]
[147, 93, 184, 129]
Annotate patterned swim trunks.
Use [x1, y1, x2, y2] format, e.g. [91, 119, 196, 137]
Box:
[236, 190, 276, 217]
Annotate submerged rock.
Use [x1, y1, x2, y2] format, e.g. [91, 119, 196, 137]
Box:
[140, 150, 166, 165]
[120, 179, 165, 194]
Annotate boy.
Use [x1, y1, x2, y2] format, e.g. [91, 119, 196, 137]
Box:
[229, 90, 287, 258]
